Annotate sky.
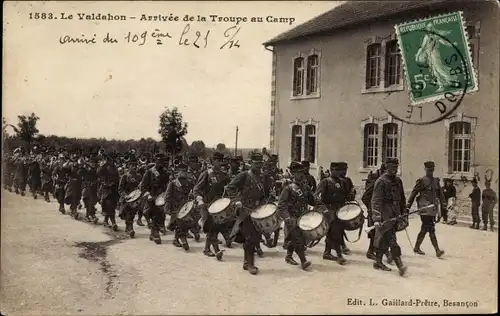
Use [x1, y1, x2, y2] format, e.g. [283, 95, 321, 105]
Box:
[3, 1, 338, 148]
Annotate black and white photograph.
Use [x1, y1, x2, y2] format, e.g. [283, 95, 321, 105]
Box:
[2, 0, 499, 314]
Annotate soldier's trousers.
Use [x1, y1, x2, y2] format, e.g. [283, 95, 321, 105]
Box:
[54, 186, 65, 209]
[420, 215, 436, 233]
[471, 204, 480, 224]
[325, 218, 343, 256]
[174, 220, 189, 239]
[150, 204, 165, 236]
[376, 226, 402, 258]
[205, 217, 226, 248]
[123, 203, 137, 226]
[482, 206, 495, 227]
[14, 177, 27, 193]
[241, 217, 261, 249]
[285, 224, 306, 253]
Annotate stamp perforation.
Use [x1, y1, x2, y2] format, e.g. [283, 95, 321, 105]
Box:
[395, 11, 479, 106]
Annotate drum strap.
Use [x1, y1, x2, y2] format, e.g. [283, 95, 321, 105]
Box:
[342, 223, 364, 243]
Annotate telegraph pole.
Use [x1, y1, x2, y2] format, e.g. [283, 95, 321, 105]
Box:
[234, 126, 239, 156]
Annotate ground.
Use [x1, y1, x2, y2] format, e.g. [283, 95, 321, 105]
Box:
[1, 191, 497, 315]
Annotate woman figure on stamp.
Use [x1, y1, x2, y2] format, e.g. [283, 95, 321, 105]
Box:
[415, 23, 458, 93]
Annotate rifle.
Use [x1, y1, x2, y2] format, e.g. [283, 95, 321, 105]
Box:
[365, 205, 435, 234]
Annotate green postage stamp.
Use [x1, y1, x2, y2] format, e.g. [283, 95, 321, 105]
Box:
[395, 11, 478, 105]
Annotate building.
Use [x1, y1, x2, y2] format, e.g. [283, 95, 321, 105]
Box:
[264, 0, 499, 194]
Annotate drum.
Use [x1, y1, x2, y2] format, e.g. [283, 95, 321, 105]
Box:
[155, 191, 167, 207]
[178, 200, 196, 226]
[208, 198, 236, 224]
[250, 204, 281, 234]
[336, 202, 365, 231]
[298, 211, 328, 241]
[125, 189, 142, 209]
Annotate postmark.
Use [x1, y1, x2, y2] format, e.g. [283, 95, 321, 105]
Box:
[395, 11, 478, 106]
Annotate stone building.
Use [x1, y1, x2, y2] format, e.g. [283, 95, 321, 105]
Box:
[264, 0, 499, 199]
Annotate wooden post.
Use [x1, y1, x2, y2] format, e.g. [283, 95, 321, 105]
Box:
[234, 126, 239, 156]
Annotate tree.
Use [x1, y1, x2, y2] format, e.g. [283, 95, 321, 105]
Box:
[216, 143, 226, 151]
[9, 113, 40, 149]
[189, 140, 206, 157]
[158, 107, 188, 158]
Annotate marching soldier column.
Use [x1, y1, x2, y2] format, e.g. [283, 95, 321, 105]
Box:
[4, 145, 478, 278]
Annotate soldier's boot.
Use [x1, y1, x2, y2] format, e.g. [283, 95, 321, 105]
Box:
[322, 244, 338, 261]
[342, 245, 351, 255]
[222, 232, 232, 248]
[20, 190, 25, 196]
[244, 245, 258, 275]
[337, 255, 347, 265]
[385, 250, 394, 265]
[136, 218, 145, 226]
[366, 237, 376, 260]
[490, 225, 495, 232]
[149, 229, 161, 244]
[429, 232, 444, 258]
[285, 245, 299, 265]
[203, 239, 215, 257]
[85, 210, 92, 222]
[255, 245, 264, 258]
[413, 231, 426, 255]
[180, 237, 190, 251]
[59, 204, 66, 214]
[128, 223, 135, 238]
[146, 218, 152, 229]
[44, 192, 50, 202]
[283, 240, 290, 250]
[469, 221, 476, 229]
[103, 216, 110, 228]
[213, 241, 223, 261]
[160, 226, 167, 235]
[482, 224, 488, 231]
[71, 207, 79, 220]
[110, 216, 118, 231]
[475, 222, 481, 230]
[33, 191, 38, 199]
[172, 238, 182, 248]
[193, 230, 201, 242]
[373, 251, 392, 272]
[297, 249, 311, 270]
[394, 256, 407, 277]
[91, 207, 99, 224]
[186, 231, 194, 239]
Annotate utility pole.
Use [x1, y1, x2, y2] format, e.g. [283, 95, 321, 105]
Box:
[234, 126, 239, 156]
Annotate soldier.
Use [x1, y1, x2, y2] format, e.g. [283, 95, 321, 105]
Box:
[469, 178, 482, 230]
[371, 158, 407, 276]
[66, 156, 85, 220]
[301, 160, 317, 192]
[193, 152, 230, 260]
[276, 161, 314, 270]
[338, 162, 355, 255]
[118, 156, 142, 238]
[166, 163, 194, 251]
[52, 154, 69, 214]
[481, 180, 497, 231]
[315, 162, 347, 265]
[407, 161, 446, 258]
[82, 154, 99, 223]
[441, 178, 457, 224]
[28, 155, 42, 199]
[13, 149, 28, 196]
[139, 153, 170, 244]
[186, 155, 202, 241]
[97, 153, 120, 230]
[226, 152, 270, 275]
[40, 156, 53, 202]
[361, 164, 389, 261]
[136, 158, 151, 227]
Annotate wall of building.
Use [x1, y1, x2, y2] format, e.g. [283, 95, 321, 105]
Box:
[272, 1, 499, 189]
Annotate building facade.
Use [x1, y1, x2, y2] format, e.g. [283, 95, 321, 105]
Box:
[265, 0, 499, 190]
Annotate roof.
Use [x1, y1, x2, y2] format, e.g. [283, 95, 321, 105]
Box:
[263, 0, 481, 46]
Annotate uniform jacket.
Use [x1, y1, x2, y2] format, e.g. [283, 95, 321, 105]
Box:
[442, 184, 457, 203]
[315, 176, 347, 210]
[407, 175, 446, 216]
[481, 188, 497, 211]
[40, 161, 53, 185]
[371, 173, 406, 224]
[304, 173, 317, 192]
[118, 171, 142, 206]
[276, 181, 315, 220]
[187, 167, 202, 188]
[192, 167, 230, 204]
[14, 157, 28, 182]
[469, 187, 481, 206]
[361, 170, 382, 210]
[28, 160, 41, 186]
[97, 162, 120, 201]
[342, 175, 356, 201]
[165, 179, 194, 219]
[138, 165, 170, 199]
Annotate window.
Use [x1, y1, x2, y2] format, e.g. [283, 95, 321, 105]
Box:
[291, 125, 303, 161]
[382, 123, 398, 161]
[366, 44, 382, 88]
[385, 41, 402, 87]
[304, 125, 316, 163]
[306, 55, 319, 94]
[293, 57, 304, 96]
[363, 123, 379, 167]
[449, 122, 472, 173]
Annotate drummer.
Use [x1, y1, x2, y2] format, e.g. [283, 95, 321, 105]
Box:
[276, 161, 314, 270]
[339, 162, 355, 255]
[165, 163, 194, 251]
[315, 162, 348, 265]
[187, 155, 202, 241]
[226, 152, 270, 275]
[139, 152, 170, 245]
[192, 152, 231, 260]
[118, 155, 142, 238]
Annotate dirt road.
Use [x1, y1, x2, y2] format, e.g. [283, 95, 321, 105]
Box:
[1, 191, 497, 314]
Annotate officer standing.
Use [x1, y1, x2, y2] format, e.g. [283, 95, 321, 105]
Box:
[481, 180, 497, 231]
[371, 158, 407, 276]
[407, 161, 446, 258]
[469, 178, 482, 230]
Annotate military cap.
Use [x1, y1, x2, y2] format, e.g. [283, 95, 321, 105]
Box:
[154, 152, 167, 160]
[330, 162, 342, 170]
[301, 160, 311, 168]
[250, 152, 264, 161]
[188, 155, 199, 163]
[385, 158, 399, 165]
[471, 177, 478, 184]
[212, 152, 224, 160]
[338, 162, 348, 170]
[289, 161, 304, 172]
[270, 154, 279, 161]
[424, 161, 435, 168]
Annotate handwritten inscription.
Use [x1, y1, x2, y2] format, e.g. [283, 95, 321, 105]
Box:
[58, 24, 241, 49]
